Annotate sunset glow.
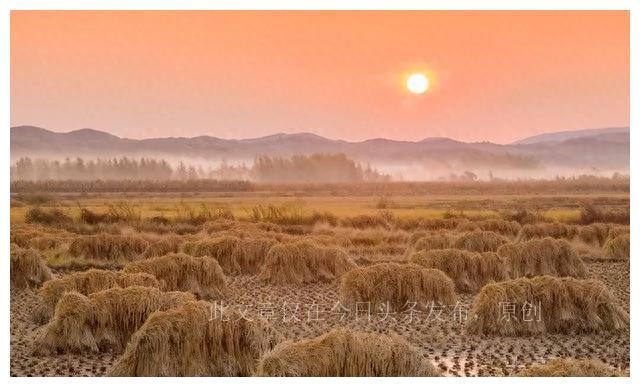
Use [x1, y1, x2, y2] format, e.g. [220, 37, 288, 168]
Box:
[406, 73, 429, 94]
[10, 11, 629, 142]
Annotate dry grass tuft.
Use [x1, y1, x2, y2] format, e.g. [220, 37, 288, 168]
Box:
[186, 236, 276, 274]
[256, 328, 439, 376]
[339, 263, 456, 311]
[10, 245, 53, 289]
[34, 269, 159, 324]
[34, 286, 195, 354]
[603, 233, 630, 260]
[68, 234, 149, 260]
[457, 219, 521, 237]
[454, 230, 509, 253]
[497, 237, 587, 278]
[516, 358, 625, 377]
[518, 222, 576, 241]
[410, 249, 507, 293]
[109, 301, 278, 376]
[466, 276, 628, 336]
[576, 223, 612, 247]
[142, 234, 183, 258]
[259, 240, 357, 285]
[413, 234, 451, 251]
[124, 253, 226, 299]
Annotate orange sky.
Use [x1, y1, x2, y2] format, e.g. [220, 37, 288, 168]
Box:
[10, 11, 629, 143]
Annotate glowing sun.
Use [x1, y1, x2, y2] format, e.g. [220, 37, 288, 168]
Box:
[406, 73, 429, 94]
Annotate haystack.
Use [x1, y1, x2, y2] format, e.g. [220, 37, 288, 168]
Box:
[34, 269, 160, 323]
[518, 223, 575, 241]
[497, 237, 587, 278]
[457, 219, 521, 237]
[10, 245, 52, 289]
[466, 276, 628, 336]
[410, 249, 506, 293]
[256, 328, 439, 376]
[68, 234, 149, 260]
[576, 223, 612, 247]
[124, 253, 226, 299]
[142, 234, 183, 258]
[413, 234, 451, 251]
[34, 286, 194, 353]
[453, 230, 508, 253]
[603, 234, 630, 260]
[109, 301, 278, 376]
[339, 263, 456, 311]
[516, 358, 624, 377]
[259, 240, 357, 285]
[187, 236, 275, 274]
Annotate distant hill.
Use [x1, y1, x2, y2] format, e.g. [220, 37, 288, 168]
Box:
[10, 125, 629, 180]
[512, 127, 629, 145]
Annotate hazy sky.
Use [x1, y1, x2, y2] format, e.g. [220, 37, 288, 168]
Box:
[11, 11, 629, 143]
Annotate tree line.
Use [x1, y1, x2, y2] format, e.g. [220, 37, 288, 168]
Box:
[11, 154, 390, 183]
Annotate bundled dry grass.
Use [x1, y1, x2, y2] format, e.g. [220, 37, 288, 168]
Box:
[10, 245, 53, 289]
[142, 234, 183, 258]
[34, 286, 195, 354]
[256, 328, 439, 376]
[603, 233, 630, 260]
[518, 222, 576, 241]
[339, 213, 393, 229]
[457, 219, 521, 237]
[413, 234, 451, 251]
[576, 223, 612, 247]
[454, 230, 509, 253]
[466, 276, 628, 336]
[186, 236, 276, 274]
[29, 236, 62, 250]
[516, 358, 625, 377]
[109, 301, 278, 376]
[34, 269, 160, 323]
[259, 240, 357, 285]
[124, 253, 226, 299]
[339, 263, 456, 311]
[497, 237, 587, 279]
[68, 234, 149, 260]
[410, 249, 507, 293]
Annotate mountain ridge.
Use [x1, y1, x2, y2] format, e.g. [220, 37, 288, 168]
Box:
[10, 125, 629, 179]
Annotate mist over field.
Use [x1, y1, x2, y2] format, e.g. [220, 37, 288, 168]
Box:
[10, 126, 630, 182]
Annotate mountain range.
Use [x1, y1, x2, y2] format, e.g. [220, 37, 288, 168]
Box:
[10, 126, 629, 180]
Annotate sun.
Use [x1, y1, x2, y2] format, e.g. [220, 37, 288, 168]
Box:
[406, 73, 429, 94]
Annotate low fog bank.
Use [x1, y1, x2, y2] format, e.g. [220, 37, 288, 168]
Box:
[10, 153, 629, 183]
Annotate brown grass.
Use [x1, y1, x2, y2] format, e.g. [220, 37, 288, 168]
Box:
[259, 240, 357, 285]
[34, 286, 195, 354]
[603, 233, 630, 260]
[410, 249, 507, 293]
[339, 263, 456, 311]
[516, 358, 625, 377]
[109, 301, 279, 376]
[518, 222, 576, 241]
[413, 234, 451, 251]
[10, 245, 53, 289]
[124, 253, 227, 299]
[142, 234, 183, 258]
[466, 276, 628, 335]
[453, 230, 509, 253]
[256, 328, 439, 376]
[497, 237, 587, 279]
[68, 234, 149, 260]
[457, 219, 521, 237]
[34, 269, 160, 324]
[576, 223, 612, 247]
[186, 236, 276, 274]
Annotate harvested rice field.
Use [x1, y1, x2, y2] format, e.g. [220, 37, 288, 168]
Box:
[9, 185, 630, 377]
